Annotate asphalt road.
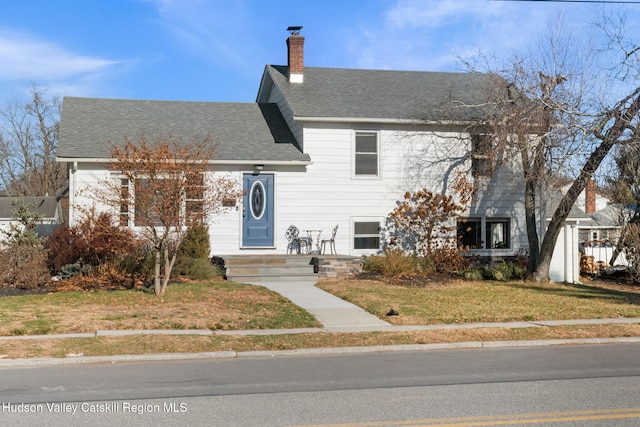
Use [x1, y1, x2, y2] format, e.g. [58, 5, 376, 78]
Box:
[2, 343, 640, 426]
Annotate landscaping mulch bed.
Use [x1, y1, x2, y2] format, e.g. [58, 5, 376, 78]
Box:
[0, 285, 53, 297]
[358, 271, 639, 289]
[356, 272, 464, 288]
[2, 269, 637, 298]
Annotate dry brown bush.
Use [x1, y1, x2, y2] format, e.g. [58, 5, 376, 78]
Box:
[0, 245, 50, 290]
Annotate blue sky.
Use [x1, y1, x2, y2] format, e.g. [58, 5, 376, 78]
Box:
[0, 0, 637, 103]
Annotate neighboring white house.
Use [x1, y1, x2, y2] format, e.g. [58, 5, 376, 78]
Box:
[0, 195, 64, 243]
[57, 29, 577, 279]
[574, 180, 628, 268]
[548, 180, 632, 281]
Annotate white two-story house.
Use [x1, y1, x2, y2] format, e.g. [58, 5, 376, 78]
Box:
[58, 29, 563, 278]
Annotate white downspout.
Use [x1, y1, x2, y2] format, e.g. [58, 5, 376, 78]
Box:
[563, 224, 569, 283]
[572, 223, 582, 284]
[69, 162, 77, 226]
[571, 224, 577, 283]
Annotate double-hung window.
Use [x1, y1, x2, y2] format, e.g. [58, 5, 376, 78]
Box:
[471, 134, 492, 178]
[354, 131, 379, 176]
[353, 221, 380, 250]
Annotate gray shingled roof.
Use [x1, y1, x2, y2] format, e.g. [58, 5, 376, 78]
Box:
[261, 65, 497, 122]
[589, 205, 624, 228]
[0, 196, 59, 220]
[58, 98, 309, 162]
[546, 190, 592, 222]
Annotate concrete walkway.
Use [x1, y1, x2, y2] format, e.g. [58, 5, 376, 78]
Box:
[245, 279, 392, 330]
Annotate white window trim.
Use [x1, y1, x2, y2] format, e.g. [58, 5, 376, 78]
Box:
[352, 130, 381, 179]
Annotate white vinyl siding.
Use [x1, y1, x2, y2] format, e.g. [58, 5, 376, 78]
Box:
[70, 124, 529, 257]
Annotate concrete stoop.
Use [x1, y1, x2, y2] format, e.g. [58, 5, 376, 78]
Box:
[223, 255, 317, 283]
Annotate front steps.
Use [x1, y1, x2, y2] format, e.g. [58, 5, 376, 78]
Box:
[223, 255, 318, 283]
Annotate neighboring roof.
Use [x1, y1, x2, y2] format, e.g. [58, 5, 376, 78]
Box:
[258, 65, 498, 122]
[0, 196, 59, 220]
[587, 204, 626, 228]
[57, 98, 310, 162]
[546, 190, 591, 222]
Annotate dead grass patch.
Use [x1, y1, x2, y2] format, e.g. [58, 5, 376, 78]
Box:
[0, 281, 319, 336]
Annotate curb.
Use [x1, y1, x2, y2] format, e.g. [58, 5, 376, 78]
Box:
[2, 318, 640, 367]
[2, 317, 640, 341]
[2, 336, 640, 367]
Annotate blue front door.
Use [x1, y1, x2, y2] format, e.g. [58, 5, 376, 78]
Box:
[242, 173, 274, 247]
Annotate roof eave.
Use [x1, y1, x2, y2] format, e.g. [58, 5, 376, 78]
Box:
[256, 65, 273, 103]
[293, 116, 480, 126]
[56, 157, 312, 166]
[546, 216, 592, 222]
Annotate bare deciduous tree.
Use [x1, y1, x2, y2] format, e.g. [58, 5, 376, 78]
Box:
[449, 13, 640, 282]
[94, 134, 243, 296]
[0, 86, 66, 196]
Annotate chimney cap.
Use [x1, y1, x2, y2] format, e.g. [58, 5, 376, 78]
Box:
[287, 26, 303, 35]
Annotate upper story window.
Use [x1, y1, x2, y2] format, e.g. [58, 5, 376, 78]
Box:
[354, 131, 379, 176]
[471, 134, 493, 178]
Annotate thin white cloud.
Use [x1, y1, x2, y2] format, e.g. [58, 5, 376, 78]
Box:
[0, 30, 121, 81]
[147, 0, 253, 68]
[385, 0, 500, 29]
[349, 0, 559, 72]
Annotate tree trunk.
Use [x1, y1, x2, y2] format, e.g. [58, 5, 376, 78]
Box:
[524, 177, 541, 275]
[533, 91, 640, 282]
[159, 245, 177, 296]
[154, 248, 162, 295]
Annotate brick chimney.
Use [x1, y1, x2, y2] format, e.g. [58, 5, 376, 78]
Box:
[585, 179, 596, 215]
[286, 26, 304, 83]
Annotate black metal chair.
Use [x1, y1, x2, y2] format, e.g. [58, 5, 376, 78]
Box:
[320, 225, 338, 255]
